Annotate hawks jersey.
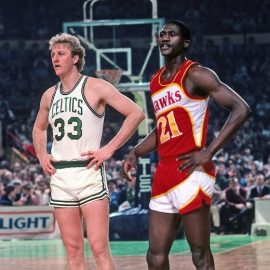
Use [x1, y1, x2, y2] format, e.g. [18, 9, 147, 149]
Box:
[150, 59, 209, 158]
[150, 59, 216, 197]
[48, 75, 104, 161]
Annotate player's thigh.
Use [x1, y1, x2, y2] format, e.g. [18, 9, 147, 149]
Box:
[81, 197, 110, 244]
[54, 207, 84, 246]
[182, 203, 211, 248]
[148, 209, 181, 253]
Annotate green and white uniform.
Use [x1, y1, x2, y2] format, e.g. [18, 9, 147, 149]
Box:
[48, 75, 108, 207]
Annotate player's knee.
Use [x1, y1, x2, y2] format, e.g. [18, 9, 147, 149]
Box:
[65, 239, 84, 258]
[90, 240, 109, 258]
[146, 249, 169, 269]
[191, 246, 207, 268]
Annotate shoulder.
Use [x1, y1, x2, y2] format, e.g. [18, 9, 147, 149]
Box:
[40, 85, 57, 108]
[43, 85, 57, 99]
[84, 76, 120, 100]
[187, 64, 219, 82]
[44, 85, 57, 96]
[85, 76, 114, 91]
[186, 64, 222, 95]
[85, 76, 109, 86]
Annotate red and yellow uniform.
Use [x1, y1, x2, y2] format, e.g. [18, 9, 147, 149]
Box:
[149, 59, 215, 214]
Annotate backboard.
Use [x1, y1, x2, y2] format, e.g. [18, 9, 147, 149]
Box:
[63, 1, 164, 136]
[63, 17, 165, 93]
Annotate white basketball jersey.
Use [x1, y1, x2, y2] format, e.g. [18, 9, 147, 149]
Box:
[48, 75, 104, 161]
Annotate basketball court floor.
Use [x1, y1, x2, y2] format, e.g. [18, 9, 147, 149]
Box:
[0, 235, 269, 269]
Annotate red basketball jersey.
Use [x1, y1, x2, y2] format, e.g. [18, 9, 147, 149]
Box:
[150, 59, 209, 158]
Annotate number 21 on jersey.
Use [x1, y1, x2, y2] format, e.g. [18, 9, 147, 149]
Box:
[157, 111, 182, 144]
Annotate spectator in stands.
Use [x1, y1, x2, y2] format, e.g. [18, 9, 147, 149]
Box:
[0, 185, 17, 206]
[19, 183, 40, 205]
[118, 167, 137, 210]
[35, 178, 50, 205]
[222, 177, 253, 234]
[10, 179, 23, 202]
[0, 159, 10, 170]
[265, 175, 270, 187]
[0, 184, 25, 206]
[215, 161, 229, 190]
[1, 170, 13, 186]
[248, 171, 270, 200]
[210, 184, 225, 234]
[242, 147, 254, 163]
[244, 170, 256, 191]
[108, 179, 121, 213]
[13, 161, 22, 173]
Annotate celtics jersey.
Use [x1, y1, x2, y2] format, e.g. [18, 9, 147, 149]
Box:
[48, 75, 104, 161]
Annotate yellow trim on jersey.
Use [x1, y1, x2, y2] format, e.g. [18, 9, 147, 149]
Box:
[152, 83, 205, 102]
[198, 107, 209, 148]
[179, 186, 201, 211]
[179, 185, 212, 211]
[180, 61, 194, 87]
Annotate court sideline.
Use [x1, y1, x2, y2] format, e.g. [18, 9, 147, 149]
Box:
[0, 235, 269, 269]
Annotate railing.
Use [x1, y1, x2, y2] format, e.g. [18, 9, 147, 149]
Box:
[5, 129, 37, 161]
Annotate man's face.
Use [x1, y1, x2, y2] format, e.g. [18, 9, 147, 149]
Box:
[158, 23, 187, 58]
[255, 174, 264, 186]
[51, 43, 78, 76]
[229, 178, 239, 190]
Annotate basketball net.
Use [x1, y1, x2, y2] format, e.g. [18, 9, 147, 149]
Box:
[95, 69, 122, 86]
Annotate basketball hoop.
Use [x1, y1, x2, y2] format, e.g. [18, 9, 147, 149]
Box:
[95, 69, 122, 86]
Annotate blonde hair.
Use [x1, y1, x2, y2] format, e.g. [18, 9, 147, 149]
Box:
[49, 33, 85, 71]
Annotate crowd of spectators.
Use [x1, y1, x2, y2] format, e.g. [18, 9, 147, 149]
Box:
[0, 0, 268, 40]
[0, 0, 270, 235]
[0, 160, 50, 206]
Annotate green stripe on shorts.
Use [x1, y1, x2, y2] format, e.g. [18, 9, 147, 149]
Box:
[53, 159, 91, 169]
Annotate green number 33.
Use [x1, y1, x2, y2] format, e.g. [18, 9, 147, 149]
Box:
[54, 117, 82, 141]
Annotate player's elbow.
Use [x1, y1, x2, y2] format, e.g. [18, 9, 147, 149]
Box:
[238, 103, 252, 122]
[133, 107, 145, 123]
[138, 108, 145, 122]
[242, 103, 252, 120]
[125, 106, 145, 128]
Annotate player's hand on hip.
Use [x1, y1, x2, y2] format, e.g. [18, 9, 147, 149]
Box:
[81, 147, 114, 170]
[177, 149, 212, 174]
[39, 154, 56, 176]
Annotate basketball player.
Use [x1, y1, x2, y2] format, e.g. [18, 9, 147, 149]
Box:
[32, 33, 144, 270]
[123, 20, 251, 269]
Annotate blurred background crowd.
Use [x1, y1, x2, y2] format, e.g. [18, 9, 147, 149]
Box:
[0, 0, 270, 235]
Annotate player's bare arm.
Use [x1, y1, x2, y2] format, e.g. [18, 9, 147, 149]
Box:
[81, 78, 145, 169]
[179, 65, 251, 172]
[122, 128, 158, 181]
[32, 87, 56, 175]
